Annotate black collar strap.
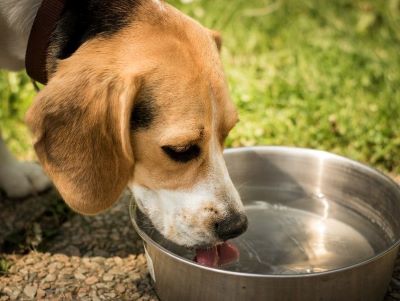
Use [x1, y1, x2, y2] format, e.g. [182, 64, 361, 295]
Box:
[25, 0, 66, 85]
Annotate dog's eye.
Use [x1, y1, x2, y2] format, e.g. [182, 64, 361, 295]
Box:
[162, 145, 201, 163]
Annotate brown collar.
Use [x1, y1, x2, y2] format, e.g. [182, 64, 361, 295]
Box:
[25, 0, 66, 85]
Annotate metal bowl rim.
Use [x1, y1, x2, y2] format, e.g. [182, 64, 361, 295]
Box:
[129, 146, 400, 279]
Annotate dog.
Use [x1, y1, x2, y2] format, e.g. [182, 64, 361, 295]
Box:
[0, 0, 247, 249]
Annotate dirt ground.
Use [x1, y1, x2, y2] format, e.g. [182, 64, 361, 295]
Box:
[0, 190, 157, 300]
[0, 177, 400, 300]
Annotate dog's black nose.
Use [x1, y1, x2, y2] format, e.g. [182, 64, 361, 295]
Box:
[215, 212, 248, 241]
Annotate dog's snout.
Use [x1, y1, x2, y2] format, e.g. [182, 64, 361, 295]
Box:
[214, 212, 248, 241]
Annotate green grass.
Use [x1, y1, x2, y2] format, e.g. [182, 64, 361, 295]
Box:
[0, 72, 37, 160]
[1, 0, 399, 172]
[0, 257, 10, 274]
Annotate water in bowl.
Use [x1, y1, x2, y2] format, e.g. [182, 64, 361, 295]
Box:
[136, 186, 393, 275]
[225, 187, 392, 274]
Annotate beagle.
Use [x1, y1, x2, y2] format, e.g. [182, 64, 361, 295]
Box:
[0, 0, 248, 249]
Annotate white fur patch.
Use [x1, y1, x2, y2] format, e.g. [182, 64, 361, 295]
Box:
[0, 138, 52, 198]
[131, 181, 220, 246]
[0, 0, 42, 70]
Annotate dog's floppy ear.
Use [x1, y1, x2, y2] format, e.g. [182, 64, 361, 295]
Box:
[26, 53, 138, 215]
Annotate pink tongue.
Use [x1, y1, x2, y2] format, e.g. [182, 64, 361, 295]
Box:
[195, 242, 239, 267]
[195, 246, 219, 267]
[217, 242, 240, 266]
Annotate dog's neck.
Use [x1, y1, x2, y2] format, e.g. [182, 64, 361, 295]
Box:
[0, 0, 42, 70]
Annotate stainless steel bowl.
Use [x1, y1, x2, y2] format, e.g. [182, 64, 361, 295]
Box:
[130, 146, 400, 301]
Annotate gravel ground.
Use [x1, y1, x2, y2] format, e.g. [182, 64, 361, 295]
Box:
[0, 176, 400, 300]
[0, 191, 158, 300]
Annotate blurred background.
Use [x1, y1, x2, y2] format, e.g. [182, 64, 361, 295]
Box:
[1, 0, 399, 173]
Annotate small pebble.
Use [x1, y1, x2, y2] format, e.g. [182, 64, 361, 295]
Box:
[104, 292, 117, 298]
[114, 257, 123, 265]
[39, 283, 50, 290]
[115, 283, 126, 293]
[90, 290, 101, 301]
[44, 274, 56, 282]
[85, 276, 99, 285]
[36, 288, 46, 299]
[102, 274, 114, 282]
[74, 272, 86, 280]
[23, 284, 37, 298]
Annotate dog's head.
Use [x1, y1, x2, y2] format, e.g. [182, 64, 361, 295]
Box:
[26, 1, 247, 247]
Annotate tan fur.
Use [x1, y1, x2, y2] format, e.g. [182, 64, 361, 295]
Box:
[26, 1, 238, 215]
